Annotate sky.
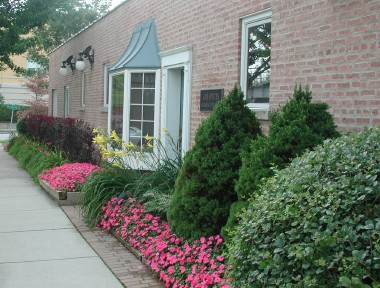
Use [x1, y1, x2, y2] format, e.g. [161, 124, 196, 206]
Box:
[110, 0, 125, 9]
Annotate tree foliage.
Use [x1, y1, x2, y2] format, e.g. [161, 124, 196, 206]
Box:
[23, 72, 48, 101]
[247, 22, 271, 86]
[27, 0, 111, 68]
[167, 86, 262, 241]
[0, 0, 111, 72]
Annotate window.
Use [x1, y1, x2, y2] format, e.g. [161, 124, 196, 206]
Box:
[81, 72, 86, 110]
[108, 18, 161, 164]
[109, 70, 159, 153]
[52, 89, 58, 117]
[103, 64, 109, 108]
[110, 73, 124, 136]
[64, 86, 69, 117]
[241, 9, 271, 109]
[129, 72, 156, 151]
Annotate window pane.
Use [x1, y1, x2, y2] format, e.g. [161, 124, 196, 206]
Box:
[129, 72, 156, 151]
[246, 22, 271, 104]
[143, 106, 154, 121]
[144, 73, 155, 88]
[131, 89, 142, 104]
[143, 89, 155, 104]
[142, 122, 154, 137]
[130, 105, 142, 120]
[129, 121, 142, 146]
[111, 74, 124, 137]
[131, 73, 143, 88]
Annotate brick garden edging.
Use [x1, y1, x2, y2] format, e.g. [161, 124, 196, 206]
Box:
[62, 206, 164, 288]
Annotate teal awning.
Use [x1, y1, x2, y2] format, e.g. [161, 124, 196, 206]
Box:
[109, 18, 160, 72]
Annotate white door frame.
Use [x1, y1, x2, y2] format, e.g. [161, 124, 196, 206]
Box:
[160, 46, 192, 155]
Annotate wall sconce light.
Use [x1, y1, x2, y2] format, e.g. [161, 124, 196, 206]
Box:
[59, 55, 75, 76]
[76, 45, 95, 71]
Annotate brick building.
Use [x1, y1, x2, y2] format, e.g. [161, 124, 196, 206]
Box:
[49, 0, 380, 154]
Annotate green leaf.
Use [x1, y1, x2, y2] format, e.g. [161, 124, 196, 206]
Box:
[338, 276, 352, 287]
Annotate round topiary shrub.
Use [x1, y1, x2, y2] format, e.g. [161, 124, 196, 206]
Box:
[227, 127, 380, 287]
[167, 86, 262, 241]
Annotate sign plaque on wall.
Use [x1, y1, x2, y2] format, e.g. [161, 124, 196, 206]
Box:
[200, 89, 224, 112]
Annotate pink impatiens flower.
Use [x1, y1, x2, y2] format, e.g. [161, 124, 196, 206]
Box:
[98, 197, 232, 287]
[39, 163, 100, 191]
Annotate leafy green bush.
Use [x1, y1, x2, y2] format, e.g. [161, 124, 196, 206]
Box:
[7, 136, 68, 182]
[16, 118, 27, 134]
[224, 86, 340, 237]
[227, 127, 380, 287]
[0, 104, 13, 122]
[167, 86, 262, 240]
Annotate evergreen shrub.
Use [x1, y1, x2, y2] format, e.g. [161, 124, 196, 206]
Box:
[224, 86, 340, 236]
[167, 86, 262, 240]
[227, 127, 380, 287]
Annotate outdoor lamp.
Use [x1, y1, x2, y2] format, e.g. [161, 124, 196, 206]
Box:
[76, 45, 95, 70]
[59, 55, 75, 76]
[59, 61, 68, 76]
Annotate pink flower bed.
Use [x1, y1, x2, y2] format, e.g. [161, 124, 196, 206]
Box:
[99, 197, 231, 288]
[39, 163, 100, 191]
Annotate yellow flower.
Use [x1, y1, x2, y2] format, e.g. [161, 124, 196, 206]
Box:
[123, 141, 136, 149]
[162, 127, 168, 133]
[144, 134, 154, 141]
[111, 130, 121, 143]
[112, 160, 121, 168]
[92, 128, 99, 134]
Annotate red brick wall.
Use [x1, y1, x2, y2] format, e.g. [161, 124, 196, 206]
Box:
[49, 0, 380, 142]
[271, 0, 380, 131]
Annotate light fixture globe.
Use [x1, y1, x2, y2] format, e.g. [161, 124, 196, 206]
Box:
[59, 67, 68, 76]
[76, 60, 86, 71]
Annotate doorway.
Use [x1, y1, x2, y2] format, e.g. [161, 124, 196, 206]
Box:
[161, 47, 191, 157]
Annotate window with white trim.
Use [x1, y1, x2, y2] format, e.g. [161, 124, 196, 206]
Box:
[103, 64, 109, 108]
[64, 86, 69, 117]
[81, 72, 86, 109]
[109, 70, 159, 152]
[129, 72, 156, 151]
[241, 9, 272, 110]
[110, 73, 124, 136]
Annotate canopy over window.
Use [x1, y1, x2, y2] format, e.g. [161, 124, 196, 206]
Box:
[110, 18, 160, 72]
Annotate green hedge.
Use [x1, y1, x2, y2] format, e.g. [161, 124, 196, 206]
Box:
[7, 136, 68, 182]
[227, 128, 380, 287]
[0, 105, 13, 122]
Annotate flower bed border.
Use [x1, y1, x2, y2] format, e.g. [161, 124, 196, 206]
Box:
[109, 229, 145, 262]
[39, 179, 80, 206]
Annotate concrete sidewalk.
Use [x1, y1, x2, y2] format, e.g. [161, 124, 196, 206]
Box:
[0, 146, 124, 288]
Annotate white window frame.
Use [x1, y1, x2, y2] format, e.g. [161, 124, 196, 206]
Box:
[64, 86, 69, 118]
[52, 89, 58, 117]
[81, 71, 86, 110]
[103, 64, 109, 109]
[240, 8, 272, 111]
[108, 69, 161, 170]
